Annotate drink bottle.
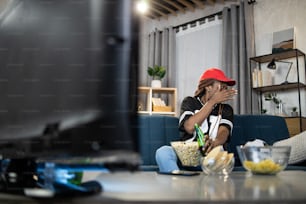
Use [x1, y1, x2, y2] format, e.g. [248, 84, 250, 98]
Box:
[194, 123, 206, 156]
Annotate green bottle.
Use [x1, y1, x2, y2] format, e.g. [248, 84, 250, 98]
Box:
[194, 123, 206, 156]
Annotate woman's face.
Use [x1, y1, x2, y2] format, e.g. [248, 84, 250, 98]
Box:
[218, 81, 229, 91]
[207, 81, 228, 96]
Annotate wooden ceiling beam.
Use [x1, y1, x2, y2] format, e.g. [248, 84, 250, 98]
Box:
[207, 0, 216, 5]
[217, 0, 225, 3]
[191, 0, 205, 9]
[146, 13, 159, 19]
[150, 7, 168, 19]
[152, 1, 177, 16]
[145, 10, 161, 19]
[161, 0, 185, 14]
[177, 0, 195, 12]
[146, 0, 238, 20]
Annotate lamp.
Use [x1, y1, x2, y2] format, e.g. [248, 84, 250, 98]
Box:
[267, 58, 293, 85]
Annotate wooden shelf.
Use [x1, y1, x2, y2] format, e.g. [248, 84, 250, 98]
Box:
[250, 49, 306, 134]
[253, 82, 306, 92]
[138, 87, 177, 116]
[250, 49, 305, 63]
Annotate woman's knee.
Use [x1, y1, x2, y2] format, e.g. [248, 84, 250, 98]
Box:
[155, 145, 179, 172]
[156, 145, 173, 156]
[156, 145, 176, 161]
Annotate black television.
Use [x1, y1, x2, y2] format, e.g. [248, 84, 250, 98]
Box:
[0, 0, 140, 196]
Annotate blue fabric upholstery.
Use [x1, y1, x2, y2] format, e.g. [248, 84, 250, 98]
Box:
[228, 114, 290, 166]
[137, 114, 290, 170]
[138, 115, 180, 169]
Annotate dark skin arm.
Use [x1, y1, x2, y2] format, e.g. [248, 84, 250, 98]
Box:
[203, 125, 229, 153]
[183, 83, 236, 153]
[183, 99, 216, 134]
[183, 88, 236, 134]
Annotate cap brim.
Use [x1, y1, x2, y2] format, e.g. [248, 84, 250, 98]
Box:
[224, 80, 236, 86]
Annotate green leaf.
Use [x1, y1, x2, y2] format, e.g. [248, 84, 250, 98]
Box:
[147, 65, 166, 80]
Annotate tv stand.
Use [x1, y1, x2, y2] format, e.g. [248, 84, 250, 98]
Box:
[0, 158, 102, 198]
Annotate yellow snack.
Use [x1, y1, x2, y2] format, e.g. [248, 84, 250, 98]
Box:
[202, 145, 223, 167]
[202, 146, 234, 174]
[243, 159, 282, 174]
[224, 153, 234, 167]
[212, 151, 228, 171]
[206, 145, 223, 160]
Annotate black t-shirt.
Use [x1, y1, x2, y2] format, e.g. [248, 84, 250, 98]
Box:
[179, 96, 234, 141]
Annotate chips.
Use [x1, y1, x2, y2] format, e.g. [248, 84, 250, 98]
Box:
[243, 159, 283, 174]
[201, 145, 234, 174]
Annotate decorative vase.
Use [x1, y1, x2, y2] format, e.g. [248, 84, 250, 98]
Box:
[151, 80, 161, 88]
[278, 102, 283, 116]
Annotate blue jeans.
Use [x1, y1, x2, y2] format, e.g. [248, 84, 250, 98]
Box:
[155, 145, 179, 172]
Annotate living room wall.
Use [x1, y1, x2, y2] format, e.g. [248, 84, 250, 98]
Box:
[139, 1, 236, 86]
[140, 0, 306, 72]
[139, 0, 306, 116]
[254, 0, 306, 56]
[254, 0, 306, 116]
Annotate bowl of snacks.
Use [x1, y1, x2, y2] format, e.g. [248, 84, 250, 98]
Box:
[201, 145, 235, 175]
[236, 145, 291, 175]
[171, 141, 201, 167]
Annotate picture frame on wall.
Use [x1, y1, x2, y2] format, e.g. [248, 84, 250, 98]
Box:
[272, 27, 295, 54]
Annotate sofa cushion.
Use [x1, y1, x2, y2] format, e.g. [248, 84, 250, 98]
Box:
[138, 115, 180, 167]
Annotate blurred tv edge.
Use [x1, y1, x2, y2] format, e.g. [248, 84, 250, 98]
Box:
[0, 0, 140, 170]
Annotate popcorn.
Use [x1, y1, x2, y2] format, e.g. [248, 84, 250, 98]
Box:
[171, 141, 201, 166]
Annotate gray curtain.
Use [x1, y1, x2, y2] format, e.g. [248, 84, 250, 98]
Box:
[222, 0, 257, 114]
[147, 27, 176, 87]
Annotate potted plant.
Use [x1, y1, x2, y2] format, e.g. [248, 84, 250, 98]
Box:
[147, 65, 166, 88]
[264, 92, 284, 116]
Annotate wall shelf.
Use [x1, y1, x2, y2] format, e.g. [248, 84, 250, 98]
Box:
[138, 87, 177, 116]
[253, 82, 306, 92]
[250, 49, 305, 63]
[250, 49, 306, 136]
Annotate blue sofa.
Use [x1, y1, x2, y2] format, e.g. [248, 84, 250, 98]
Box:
[138, 115, 180, 170]
[138, 114, 292, 170]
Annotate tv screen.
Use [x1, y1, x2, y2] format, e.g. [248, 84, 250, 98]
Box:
[0, 0, 139, 167]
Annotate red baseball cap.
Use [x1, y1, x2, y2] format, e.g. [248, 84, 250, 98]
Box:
[199, 68, 236, 86]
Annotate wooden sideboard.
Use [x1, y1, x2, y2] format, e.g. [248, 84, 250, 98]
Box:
[285, 117, 306, 137]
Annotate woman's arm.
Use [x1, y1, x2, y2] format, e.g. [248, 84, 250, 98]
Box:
[204, 125, 230, 153]
[183, 88, 236, 135]
[183, 100, 216, 134]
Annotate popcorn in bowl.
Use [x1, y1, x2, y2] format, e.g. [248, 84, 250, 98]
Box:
[171, 141, 201, 167]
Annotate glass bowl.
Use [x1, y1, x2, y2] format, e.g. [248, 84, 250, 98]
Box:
[236, 145, 291, 175]
[201, 148, 235, 175]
